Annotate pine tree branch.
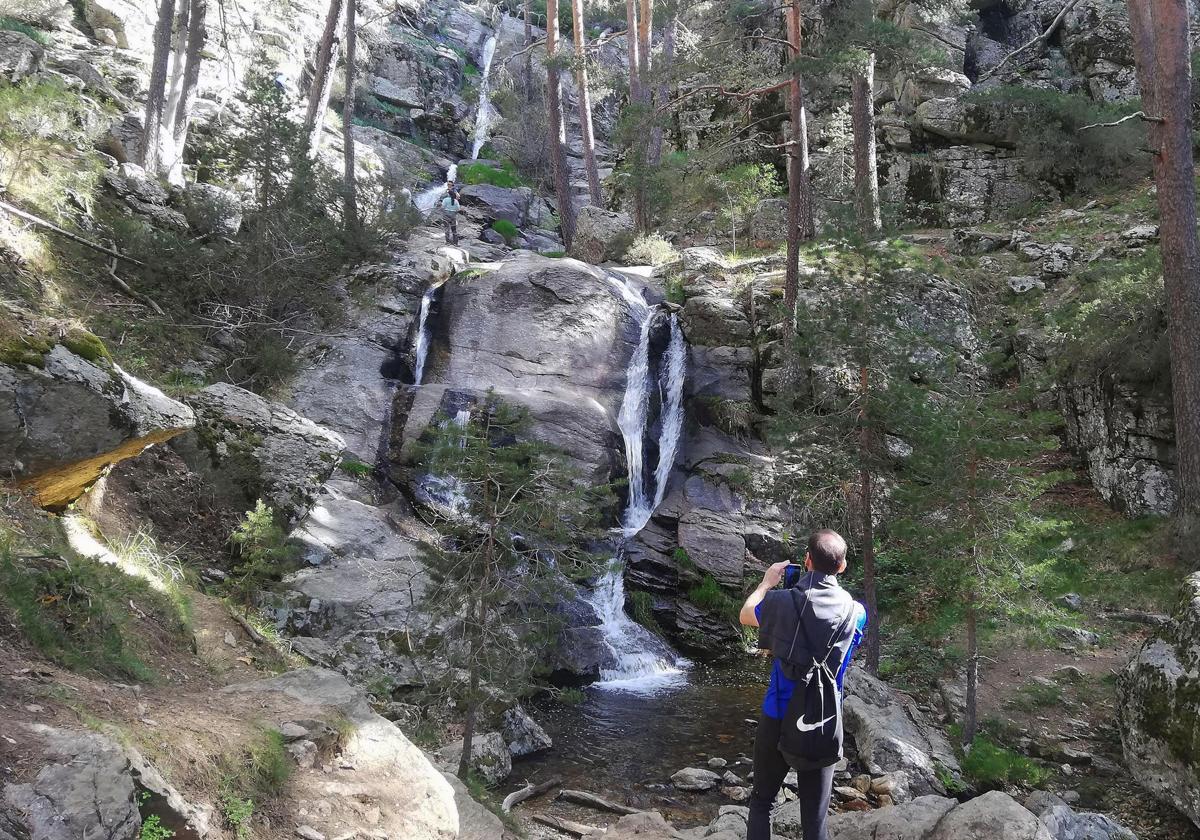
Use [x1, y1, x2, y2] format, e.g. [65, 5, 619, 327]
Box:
[977, 0, 1083, 83]
[1076, 110, 1163, 131]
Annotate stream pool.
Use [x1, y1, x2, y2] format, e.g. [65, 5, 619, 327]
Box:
[510, 659, 774, 828]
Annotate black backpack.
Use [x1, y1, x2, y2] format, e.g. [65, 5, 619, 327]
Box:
[777, 593, 854, 769]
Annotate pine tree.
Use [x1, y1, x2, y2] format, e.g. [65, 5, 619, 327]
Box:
[416, 392, 607, 778]
[570, 0, 603, 203]
[851, 50, 881, 237]
[545, 0, 576, 247]
[783, 0, 815, 339]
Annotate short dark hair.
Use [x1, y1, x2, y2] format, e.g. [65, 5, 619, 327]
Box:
[807, 529, 847, 574]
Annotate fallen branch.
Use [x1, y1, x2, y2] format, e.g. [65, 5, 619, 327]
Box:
[558, 789, 640, 815]
[0, 199, 146, 267]
[1077, 110, 1163, 131]
[106, 259, 165, 315]
[530, 814, 600, 837]
[228, 607, 269, 646]
[502, 777, 562, 813]
[978, 0, 1082, 82]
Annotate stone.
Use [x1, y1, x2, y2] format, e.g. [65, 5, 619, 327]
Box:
[820, 794, 958, 839]
[172, 382, 345, 522]
[835, 785, 866, 801]
[1, 724, 139, 840]
[296, 827, 325, 840]
[1024, 790, 1137, 840]
[1008, 276, 1046, 295]
[952, 228, 1011, 255]
[680, 296, 751, 347]
[279, 722, 310, 741]
[927, 791, 1054, 840]
[1041, 244, 1077, 277]
[721, 770, 743, 785]
[1053, 626, 1100, 648]
[570, 205, 636, 264]
[2, 341, 195, 508]
[458, 184, 535, 226]
[501, 705, 552, 757]
[1054, 666, 1087, 683]
[750, 198, 788, 242]
[671, 767, 721, 791]
[222, 668, 459, 839]
[590, 811, 685, 840]
[0, 31, 45, 82]
[435, 732, 512, 786]
[1122, 224, 1158, 245]
[721, 785, 750, 802]
[708, 757, 728, 768]
[287, 739, 318, 770]
[1057, 593, 1084, 612]
[178, 182, 243, 237]
[842, 669, 962, 801]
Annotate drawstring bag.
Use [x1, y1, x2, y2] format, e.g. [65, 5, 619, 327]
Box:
[778, 592, 854, 769]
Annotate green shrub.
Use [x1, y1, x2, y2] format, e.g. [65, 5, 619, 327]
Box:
[218, 728, 292, 837]
[219, 793, 254, 840]
[0, 17, 49, 44]
[226, 501, 298, 610]
[340, 458, 374, 477]
[687, 575, 739, 616]
[961, 735, 1049, 790]
[664, 275, 686, 305]
[457, 161, 524, 188]
[625, 233, 679, 266]
[138, 814, 174, 840]
[491, 219, 519, 242]
[626, 589, 661, 632]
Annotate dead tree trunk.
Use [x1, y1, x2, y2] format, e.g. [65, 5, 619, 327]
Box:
[545, 0, 576, 248]
[851, 52, 882, 238]
[161, 0, 190, 141]
[305, 0, 344, 155]
[1128, 0, 1200, 546]
[571, 0, 602, 203]
[342, 0, 358, 234]
[167, 0, 206, 185]
[141, 0, 177, 173]
[637, 0, 652, 103]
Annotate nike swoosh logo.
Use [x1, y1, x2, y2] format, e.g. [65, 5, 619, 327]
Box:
[796, 714, 836, 732]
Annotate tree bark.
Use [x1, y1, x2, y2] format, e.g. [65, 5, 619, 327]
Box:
[342, 0, 358, 234]
[306, 0, 344, 155]
[625, 0, 640, 102]
[167, 0, 206, 185]
[524, 0, 534, 100]
[1137, 0, 1200, 535]
[636, 0, 652, 103]
[782, 0, 814, 337]
[963, 595, 979, 746]
[859, 364, 879, 675]
[851, 52, 882, 238]
[571, 0, 603, 203]
[161, 0, 190, 142]
[141, 0, 177, 173]
[545, 0, 576, 248]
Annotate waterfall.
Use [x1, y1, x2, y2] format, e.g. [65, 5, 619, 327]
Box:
[654, 315, 686, 510]
[412, 285, 437, 385]
[470, 36, 498, 160]
[414, 163, 459, 215]
[589, 274, 689, 692]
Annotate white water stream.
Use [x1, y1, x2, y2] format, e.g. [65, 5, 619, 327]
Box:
[589, 274, 689, 693]
[412, 285, 437, 385]
[470, 36, 499, 160]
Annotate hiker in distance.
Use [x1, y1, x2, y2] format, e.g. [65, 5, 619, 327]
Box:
[739, 529, 868, 840]
[441, 182, 461, 245]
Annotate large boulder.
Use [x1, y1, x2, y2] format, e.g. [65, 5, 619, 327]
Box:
[435, 732, 512, 786]
[177, 182, 243, 237]
[1060, 376, 1175, 516]
[172, 382, 344, 522]
[501, 705, 552, 757]
[1, 340, 195, 508]
[0, 31, 44, 82]
[842, 669, 962, 802]
[222, 668, 464, 839]
[570, 205, 636, 264]
[1121, 570, 1200, 827]
[458, 184, 535, 226]
[928, 791, 1054, 840]
[1025, 791, 1137, 840]
[1, 725, 139, 840]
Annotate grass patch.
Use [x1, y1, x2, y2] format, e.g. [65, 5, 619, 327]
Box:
[0, 17, 49, 44]
[340, 458, 374, 477]
[687, 575, 740, 617]
[960, 734, 1050, 790]
[626, 589, 662, 633]
[491, 219, 519, 243]
[218, 728, 292, 838]
[664, 274, 686, 305]
[462, 771, 523, 835]
[1008, 679, 1064, 713]
[457, 160, 525, 188]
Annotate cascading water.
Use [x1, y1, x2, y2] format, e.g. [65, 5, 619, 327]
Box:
[587, 274, 689, 692]
[412, 285, 437, 385]
[470, 36, 498, 160]
[414, 163, 458, 214]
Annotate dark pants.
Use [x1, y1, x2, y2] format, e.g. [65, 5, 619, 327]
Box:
[444, 213, 458, 244]
[748, 714, 835, 840]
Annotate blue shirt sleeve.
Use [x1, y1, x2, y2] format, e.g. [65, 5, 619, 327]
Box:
[836, 603, 868, 692]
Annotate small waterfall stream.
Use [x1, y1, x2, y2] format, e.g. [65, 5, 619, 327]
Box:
[412, 285, 437, 385]
[470, 36, 499, 160]
[588, 274, 689, 692]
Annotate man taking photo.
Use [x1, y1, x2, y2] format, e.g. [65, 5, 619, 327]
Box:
[739, 529, 868, 840]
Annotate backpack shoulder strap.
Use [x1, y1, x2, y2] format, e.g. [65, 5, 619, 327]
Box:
[818, 605, 856, 668]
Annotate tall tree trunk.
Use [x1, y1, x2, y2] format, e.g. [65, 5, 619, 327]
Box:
[963, 594, 979, 746]
[625, 0, 640, 102]
[851, 52, 882, 238]
[342, 0, 358, 235]
[859, 363, 879, 675]
[782, 0, 814, 336]
[636, 0, 652, 102]
[162, 0, 190, 142]
[571, 0, 602, 203]
[141, 0, 177, 173]
[1129, 0, 1200, 541]
[523, 0, 534, 101]
[646, 7, 675, 167]
[167, 0, 206, 185]
[545, 0, 576, 248]
[457, 594, 483, 779]
[306, 0, 344, 155]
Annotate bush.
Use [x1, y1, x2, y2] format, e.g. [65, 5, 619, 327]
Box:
[625, 233, 679, 266]
[960, 735, 1049, 790]
[226, 501, 298, 609]
[687, 575, 739, 616]
[0, 16, 48, 43]
[458, 161, 524, 188]
[491, 219, 519, 242]
[218, 728, 292, 838]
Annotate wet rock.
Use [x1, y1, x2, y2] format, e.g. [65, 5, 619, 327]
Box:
[570, 205, 636, 264]
[172, 382, 345, 522]
[435, 732, 512, 786]
[1, 724, 139, 840]
[501, 705, 552, 757]
[672, 767, 721, 791]
[2, 341, 195, 508]
[842, 669, 963, 801]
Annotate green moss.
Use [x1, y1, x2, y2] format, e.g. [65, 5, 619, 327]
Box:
[491, 219, 519, 242]
[687, 575, 740, 617]
[0, 17, 49, 45]
[626, 589, 662, 633]
[61, 328, 111, 364]
[960, 734, 1050, 790]
[458, 161, 525, 188]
